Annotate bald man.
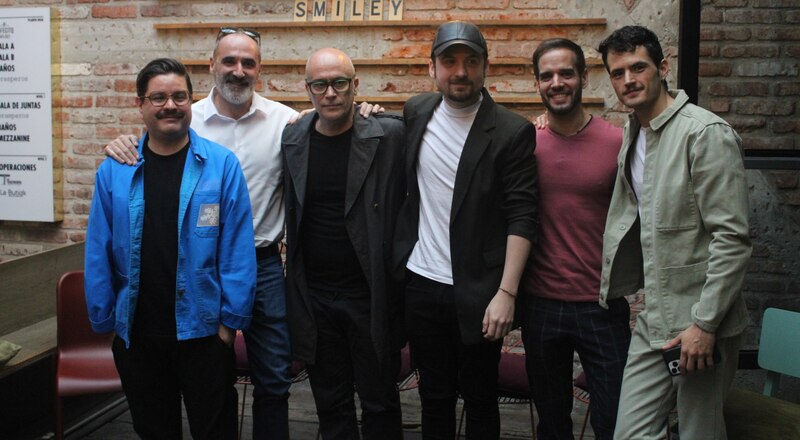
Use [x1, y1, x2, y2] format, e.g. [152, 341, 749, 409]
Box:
[281, 48, 405, 439]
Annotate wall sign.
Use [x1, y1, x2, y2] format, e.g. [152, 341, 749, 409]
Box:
[294, 0, 404, 22]
[0, 8, 56, 222]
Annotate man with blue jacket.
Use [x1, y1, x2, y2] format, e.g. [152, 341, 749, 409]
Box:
[85, 58, 256, 440]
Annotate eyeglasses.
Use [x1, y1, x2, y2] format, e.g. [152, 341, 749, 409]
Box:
[305, 78, 353, 96]
[217, 27, 261, 47]
[139, 92, 191, 107]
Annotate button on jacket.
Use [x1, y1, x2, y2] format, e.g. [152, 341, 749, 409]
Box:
[599, 90, 751, 347]
[85, 128, 257, 346]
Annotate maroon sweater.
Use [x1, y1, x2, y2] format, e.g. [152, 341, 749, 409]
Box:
[523, 117, 622, 302]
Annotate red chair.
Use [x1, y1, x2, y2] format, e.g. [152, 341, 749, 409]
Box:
[54, 270, 122, 440]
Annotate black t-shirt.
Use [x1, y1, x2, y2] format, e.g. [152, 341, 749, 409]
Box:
[301, 126, 369, 293]
[133, 141, 189, 339]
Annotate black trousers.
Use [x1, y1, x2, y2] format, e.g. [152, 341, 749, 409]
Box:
[307, 289, 402, 440]
[404, 272, 503, 440]
[520, 296, 631, 440]
[112, 334, 238, 440]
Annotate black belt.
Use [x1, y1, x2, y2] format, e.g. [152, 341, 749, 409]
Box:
[255, 243, 280, 259]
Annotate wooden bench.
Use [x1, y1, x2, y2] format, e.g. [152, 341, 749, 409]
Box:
[0, 243, 84, 380]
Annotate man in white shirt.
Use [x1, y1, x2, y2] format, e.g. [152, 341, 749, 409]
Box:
[105, 28, 296, 440]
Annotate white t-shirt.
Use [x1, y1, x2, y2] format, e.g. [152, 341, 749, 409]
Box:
[631, 127, 646, 206]
[407, 96, 482, 285]
[192, 89, 298, 247]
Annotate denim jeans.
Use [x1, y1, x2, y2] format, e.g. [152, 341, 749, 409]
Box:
[244, 254, 293, 440]
[404, 271, 503, 440]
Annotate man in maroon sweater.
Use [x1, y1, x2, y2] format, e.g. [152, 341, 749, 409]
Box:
[520, 38, 630, 440]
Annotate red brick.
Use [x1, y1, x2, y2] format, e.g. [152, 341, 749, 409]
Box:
[725, 9, 783, 23]
[742, 136, 794, 149]
[380, 79, 434, 93]
[786, 11, 800, 24]
[66, 186, 94, 200]
[711, 0, 747, 6]
[787, 44, 800, 57]
[140, 4, 189, 17]
[513, 28, 567, 41]
[405, 29, 437, 41]
[698, 62, 732, 77]
[94, 63, 139, 75]
[708, 82, 769, 96]
[71, 201, 92, 215]
[95, 126, 129, 140]
[409, 66, 431, 76]
[734, 99, 795, 116]
[751, 0, 798, 7]
[709, 98, 730, 113]
[700, 27, 751, 41]
[380, 30, 404, 41]
[119, 111, 145, 125]
[22, 229, 69, 244]
[776, 82, 800, 95]
[493, 41, 538, 59]
[698, 44, 719, 57]
[727, 117, 768, 132]
[96, 96, 137, 108]
[489, 79, 535, 93]
[239, 2, 293, 14]
[385, 43, 431, 58]
[57, 6, 91, 19]
[65, 170, 96, 185]
[482, 28, 512, 41]
[71, 110, 117, 124]
[773, 119, 800, 133]
[266, 79, 304, 93]
[54, 111, 70, 123]
[753, 28, 800, 41]
[513, 0, 559, 8]
[114, 79, 137, 93]
[63, 125, 95, 140]
[69, 232, 86, 243]
[488, 66, 525, 76]
[701, 9, 723, 23]
[63, 156, 98, 170]
[405, 0, 456, 10]
[53, 96, 93, 108]
[458, 0, 509, 8]
[92, 5, 136, 19]
[72, 142, 105, 156]
[191, 3, 238, 17]
[67, 0, 111, 4]
[60, 78, 113, 92]
[720, 45, 780, 58]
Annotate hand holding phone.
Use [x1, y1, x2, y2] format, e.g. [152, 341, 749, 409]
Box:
[662, 344, 721, 376]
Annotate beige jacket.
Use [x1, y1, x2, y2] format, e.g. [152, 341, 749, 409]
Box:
[599, 90, 751, 348]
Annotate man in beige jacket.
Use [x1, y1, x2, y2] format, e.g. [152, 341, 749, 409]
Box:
[597, 26, 751, 440]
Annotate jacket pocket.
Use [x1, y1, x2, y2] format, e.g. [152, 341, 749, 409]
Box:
[658, 261, 707, 333]
[655, 185, 698, 231]
[191, 191, 221, 238]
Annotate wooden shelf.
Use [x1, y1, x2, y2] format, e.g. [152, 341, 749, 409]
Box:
[190, 94, 604, 106]
[155, 18, 606, 31]
[181, 58, 605, 68]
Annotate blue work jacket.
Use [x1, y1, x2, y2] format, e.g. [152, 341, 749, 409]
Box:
[85, 129, 256, 346]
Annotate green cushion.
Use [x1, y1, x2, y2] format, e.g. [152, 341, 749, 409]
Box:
[725, 387, 800, 440]
[0, 339, 22, 366]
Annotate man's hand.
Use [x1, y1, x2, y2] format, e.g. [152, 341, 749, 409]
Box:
[662, 324, 716, 375]
[531, 111, 549, 130]
[481, 290, 515, 341]
[218, 324, 235, 347]
[357, 101, 385, 118]
[104, 135, 139, 165]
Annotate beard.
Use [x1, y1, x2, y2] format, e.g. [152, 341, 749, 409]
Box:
[542, 87, 583, 116]
[215, 71, 255, 105]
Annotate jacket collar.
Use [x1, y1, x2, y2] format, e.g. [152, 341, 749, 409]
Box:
[630, 89, 689, 133]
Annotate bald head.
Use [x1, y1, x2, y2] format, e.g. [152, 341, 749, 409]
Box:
[305, 48, 355, 81]
[304, 48, 359, 136]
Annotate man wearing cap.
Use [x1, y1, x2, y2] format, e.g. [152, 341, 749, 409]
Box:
[393, 21, 538, 439]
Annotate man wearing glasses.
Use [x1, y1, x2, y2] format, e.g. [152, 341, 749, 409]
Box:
[105, 28, 298, 439]
[86, 58, 256, 439]
[281, 48, 405, 439]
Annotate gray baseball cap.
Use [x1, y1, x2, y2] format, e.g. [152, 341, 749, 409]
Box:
[431, 21, 487, 57]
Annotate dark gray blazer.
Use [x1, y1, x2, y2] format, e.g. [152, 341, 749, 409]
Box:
[393, 90, 538, 344]
[282, 111, 406, 365]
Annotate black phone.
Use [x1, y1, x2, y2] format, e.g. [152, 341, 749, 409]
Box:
[662, 344, 722, 376]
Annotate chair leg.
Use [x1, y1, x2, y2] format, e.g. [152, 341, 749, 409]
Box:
[579, 407, 590, 440]
[528, 400, 537, 440]
[238, 382, 248, 440]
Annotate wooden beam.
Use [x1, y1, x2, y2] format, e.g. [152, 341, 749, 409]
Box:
[179, 58, 605, 68]
[155, 18, 606, 31]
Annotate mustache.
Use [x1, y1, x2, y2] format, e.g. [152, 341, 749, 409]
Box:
[156, 109, 186, 119]
[224, 73, 253, 87]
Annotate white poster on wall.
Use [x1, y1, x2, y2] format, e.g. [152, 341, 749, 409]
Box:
[0, 8, 54, 222]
